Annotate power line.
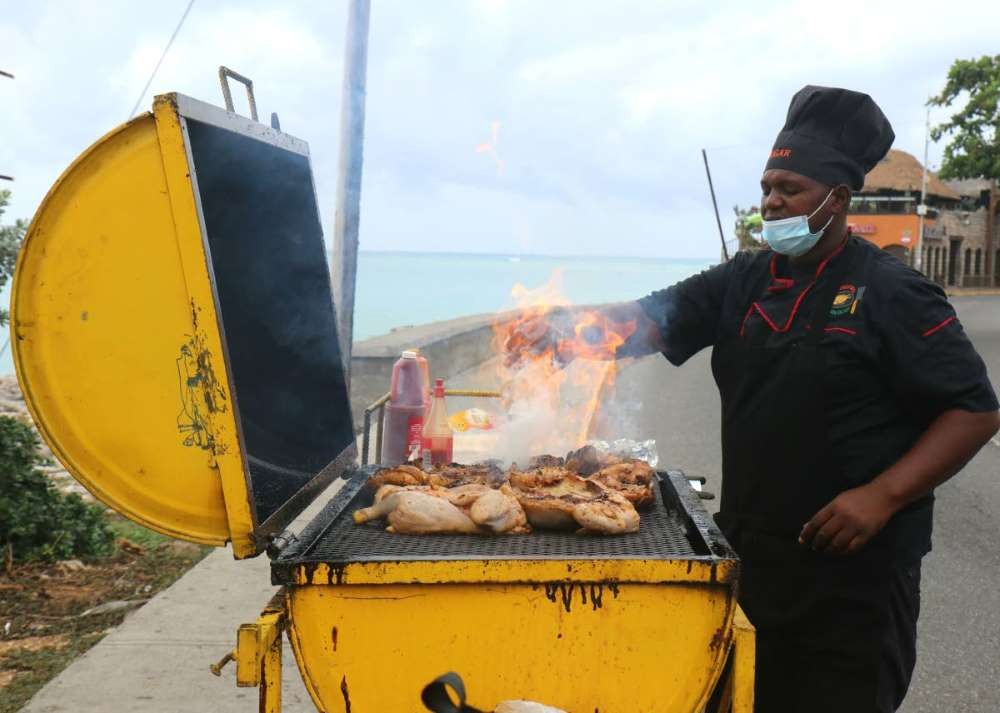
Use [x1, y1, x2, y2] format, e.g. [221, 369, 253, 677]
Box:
[127, 0, 197, 119]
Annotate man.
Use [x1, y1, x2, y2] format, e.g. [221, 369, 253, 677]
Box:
[504, 86, 1000, 712]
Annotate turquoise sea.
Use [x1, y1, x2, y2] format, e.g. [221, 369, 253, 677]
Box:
[352, 252, 714, 341]
[0, 252, 713, 374]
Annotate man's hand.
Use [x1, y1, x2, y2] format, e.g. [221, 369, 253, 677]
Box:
[799, 483, 899, 555]
[502, 301, 664, 368]
[502, 311, 573, 368]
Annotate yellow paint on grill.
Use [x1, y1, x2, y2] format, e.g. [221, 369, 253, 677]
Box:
[10, 95, 255, 557]
[286, 580, 738, 712]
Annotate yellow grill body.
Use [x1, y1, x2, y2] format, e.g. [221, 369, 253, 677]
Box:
[288, 578, 735, 712]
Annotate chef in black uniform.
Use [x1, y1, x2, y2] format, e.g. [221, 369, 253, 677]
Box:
[503, 85, 1000, 712]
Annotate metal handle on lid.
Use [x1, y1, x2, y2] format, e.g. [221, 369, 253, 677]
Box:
[218, 66, 258, 121]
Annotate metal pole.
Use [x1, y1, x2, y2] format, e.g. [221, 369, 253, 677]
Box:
[702, 148, 730, 261]
[332, 0, 371, 384]
[987, 180, 997, 288]
[916, 106, 930, 273]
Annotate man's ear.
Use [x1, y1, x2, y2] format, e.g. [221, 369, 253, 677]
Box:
[831, 185, 852, 214]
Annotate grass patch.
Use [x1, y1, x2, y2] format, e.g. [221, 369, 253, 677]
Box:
[0, 515, 211, 713]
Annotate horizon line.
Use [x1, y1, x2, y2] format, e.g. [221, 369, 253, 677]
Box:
[356, 248, 718, 261]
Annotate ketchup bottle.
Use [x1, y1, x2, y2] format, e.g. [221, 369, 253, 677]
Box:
[421, 378, 454, 466]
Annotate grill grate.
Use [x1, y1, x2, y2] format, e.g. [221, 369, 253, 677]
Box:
[271, 468, 735, 582]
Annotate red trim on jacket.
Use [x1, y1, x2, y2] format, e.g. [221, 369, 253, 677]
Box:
[824, 326, 857, 336]
[922, 315, 956, 338]
[743, 239, 849, 335]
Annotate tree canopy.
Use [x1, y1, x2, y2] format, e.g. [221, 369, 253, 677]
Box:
[929, 54, 1000, 182]
[0, 189, 26, 327]
[733, 205, 764, 251]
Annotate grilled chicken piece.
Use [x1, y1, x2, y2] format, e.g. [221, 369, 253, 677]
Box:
[367, 464, 427, 489]
[469, 484, 530, 534]
[427, 462, 507, 489]
[508, 471, 640, 534]
[589, 461, 656, 509]
[367, 462, 507, 492]
[353, 488, 480, 534]
[355, 483, 529, 535]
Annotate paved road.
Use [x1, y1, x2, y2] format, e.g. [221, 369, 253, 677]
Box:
[601, 296, 1000, 713]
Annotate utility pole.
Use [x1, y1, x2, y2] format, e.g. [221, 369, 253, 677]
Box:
[702, 148, 730, 261]
[1, 69, 13, 182]
[915, 106, 930, 273]
[331, 0, 371, 383]
[987, 180, 997, 288]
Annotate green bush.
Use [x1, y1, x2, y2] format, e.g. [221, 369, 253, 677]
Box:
[0, 415, 114, 564]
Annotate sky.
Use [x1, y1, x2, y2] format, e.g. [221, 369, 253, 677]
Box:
[2, 0, 999, 259]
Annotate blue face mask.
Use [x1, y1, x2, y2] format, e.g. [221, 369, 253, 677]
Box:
[762, 189, 836, 257]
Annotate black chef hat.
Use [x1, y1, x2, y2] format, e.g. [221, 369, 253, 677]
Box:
[765, 85, 895, 191]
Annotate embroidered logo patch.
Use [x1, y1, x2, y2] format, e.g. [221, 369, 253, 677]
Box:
[830, 284, 865, 317]
[770, 148, 792, 159]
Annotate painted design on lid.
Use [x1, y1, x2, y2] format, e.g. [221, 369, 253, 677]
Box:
[176, 301, 229, 456]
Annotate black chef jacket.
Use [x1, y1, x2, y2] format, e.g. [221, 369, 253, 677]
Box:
[638, 236, 998, 563]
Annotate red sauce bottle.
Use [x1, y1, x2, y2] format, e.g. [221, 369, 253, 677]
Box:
[421, 378, 453, 466]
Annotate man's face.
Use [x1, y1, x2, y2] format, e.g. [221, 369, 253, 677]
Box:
[759, 169, 836, 230]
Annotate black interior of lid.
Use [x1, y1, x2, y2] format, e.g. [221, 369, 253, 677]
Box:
[186, 120, 354, 525]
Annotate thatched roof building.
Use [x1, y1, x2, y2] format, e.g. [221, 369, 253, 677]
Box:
[860, 149, 961, 201]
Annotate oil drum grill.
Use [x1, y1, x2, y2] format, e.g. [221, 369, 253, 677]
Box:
[13, 77, 756, 711]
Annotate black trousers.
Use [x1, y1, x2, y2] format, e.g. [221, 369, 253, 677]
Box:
[751, 560, 921, 713]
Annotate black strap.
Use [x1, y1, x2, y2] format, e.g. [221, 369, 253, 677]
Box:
[421, 673, 486, 713]
[804, 240, 857, 345]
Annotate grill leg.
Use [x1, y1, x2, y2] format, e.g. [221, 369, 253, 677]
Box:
[260, 632, 282, 713]
[235, 592, 286, 712]
[730, 605, 756, 712]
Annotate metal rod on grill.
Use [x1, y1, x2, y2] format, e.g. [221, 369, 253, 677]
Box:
[361, 409, 372, 465]
[375, 403, 385, 465]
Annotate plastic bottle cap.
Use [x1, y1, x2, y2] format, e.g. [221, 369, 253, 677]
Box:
[401, 350, 418, 359]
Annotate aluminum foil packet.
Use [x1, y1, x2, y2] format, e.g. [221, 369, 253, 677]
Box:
[587, 438, 659, 468]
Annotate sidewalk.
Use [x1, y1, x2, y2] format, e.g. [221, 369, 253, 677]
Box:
[18, 488, 333, 713]
[946, 287, 1000, 297]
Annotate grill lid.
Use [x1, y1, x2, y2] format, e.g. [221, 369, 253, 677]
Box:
[12, 92, 355, 559]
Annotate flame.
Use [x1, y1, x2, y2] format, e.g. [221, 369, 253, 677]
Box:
[492, 271, 637, 465]
[475, 120, 505, 174]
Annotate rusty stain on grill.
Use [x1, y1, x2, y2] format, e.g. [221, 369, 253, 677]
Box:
[536, 582, 621, 612]
[340, 675, 352, 713]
